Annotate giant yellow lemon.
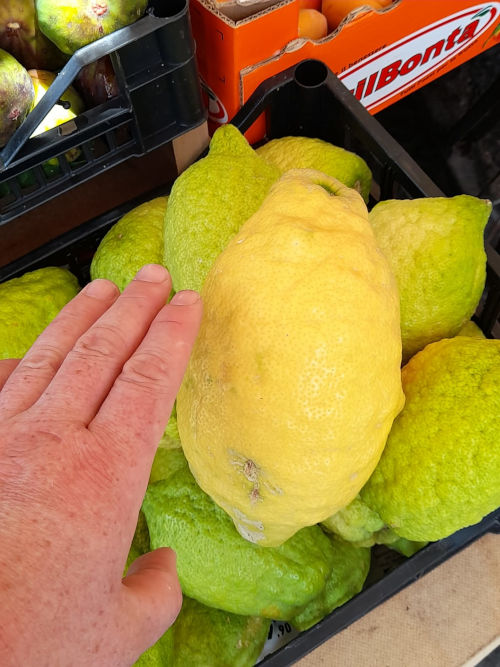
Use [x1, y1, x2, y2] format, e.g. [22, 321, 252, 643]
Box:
[177, 170, 405, 546]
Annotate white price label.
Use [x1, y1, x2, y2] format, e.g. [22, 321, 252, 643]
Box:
[256, 620, 300, 663]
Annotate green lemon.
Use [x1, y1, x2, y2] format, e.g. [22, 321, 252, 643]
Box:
[256, 136, 372, 202]
[149, 446, 187, 485]
[361, 336, 500, 542]
[156, 402, 181, 451]
[142, 461, 338, 620]
[369, 195, 491, 362]
[163, 124, 280, 293]
[456, 320, 485, 339]
[128, 449, 270, 667]
[90, 197, 168, 292]
[290, 534, 370, 632]
[133, 627, 173, 667]
[0, 266, 79, 359]
[168, 597, 269, 667]
[134, 597, 268, 667]
[387, 537, 428, 558]
[321, 495, 427, 555]
[321, 495, 386, 546]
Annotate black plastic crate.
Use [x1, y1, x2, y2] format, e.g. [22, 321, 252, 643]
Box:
[0, 59, 499, 666]
[0, 0, 206, 226]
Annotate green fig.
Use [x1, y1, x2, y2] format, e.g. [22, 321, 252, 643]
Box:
[0, 0, 67, 70]
[36, 0, 148, 55]
[0, 47, 34, 147]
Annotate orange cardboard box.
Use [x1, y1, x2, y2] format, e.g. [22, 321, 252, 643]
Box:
[189, 0, 500, 143]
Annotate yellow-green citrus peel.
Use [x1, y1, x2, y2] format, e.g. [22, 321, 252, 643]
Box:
[90, 197, 168, 292]
[0, 266, 79, 359]
[163, 124, 280, 293]
[369, 195, 490, 362]
[257, 135, 372, 202]
[361, 336, 500, 542]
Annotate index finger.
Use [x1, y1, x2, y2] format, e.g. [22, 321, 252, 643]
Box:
[90, 289, 202, 458]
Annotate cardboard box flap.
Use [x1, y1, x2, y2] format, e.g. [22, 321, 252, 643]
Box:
[191, 0, 500, 144]
[203, 0, 292, 24]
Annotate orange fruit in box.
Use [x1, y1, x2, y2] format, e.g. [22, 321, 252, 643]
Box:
[298, 8, 328, 40]
[322, 0, 384, 32]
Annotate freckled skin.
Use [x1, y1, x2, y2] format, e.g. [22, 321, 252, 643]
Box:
[0, 421, 149, 664]
[0, 266, 202, 665]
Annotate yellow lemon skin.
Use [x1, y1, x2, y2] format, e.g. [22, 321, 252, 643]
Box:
[177, 169, 405, 547]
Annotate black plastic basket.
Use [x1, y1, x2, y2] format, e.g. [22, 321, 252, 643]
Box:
[0, 59, 498, 666]
[0, 0, 206, 226]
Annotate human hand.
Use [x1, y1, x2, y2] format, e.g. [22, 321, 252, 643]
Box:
[0, 264, 202, 666]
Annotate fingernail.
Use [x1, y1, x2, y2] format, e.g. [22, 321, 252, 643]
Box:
[134, 264, 168, 283]
[170, 290, 200, 305]
[85, 279, 119, 298]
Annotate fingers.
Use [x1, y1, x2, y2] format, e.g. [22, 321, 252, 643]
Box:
[0, 280, 119, 419]
[33, 265, 173, 424]
[0, 359, 20, 390]
[90, 289, 202, 454]
[121, 548, 182, 654]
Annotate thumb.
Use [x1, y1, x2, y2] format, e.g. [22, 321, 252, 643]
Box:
[121, 548, 182, 653]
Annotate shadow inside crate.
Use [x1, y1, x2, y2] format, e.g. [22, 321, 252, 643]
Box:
[375, 46, 500, 247]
